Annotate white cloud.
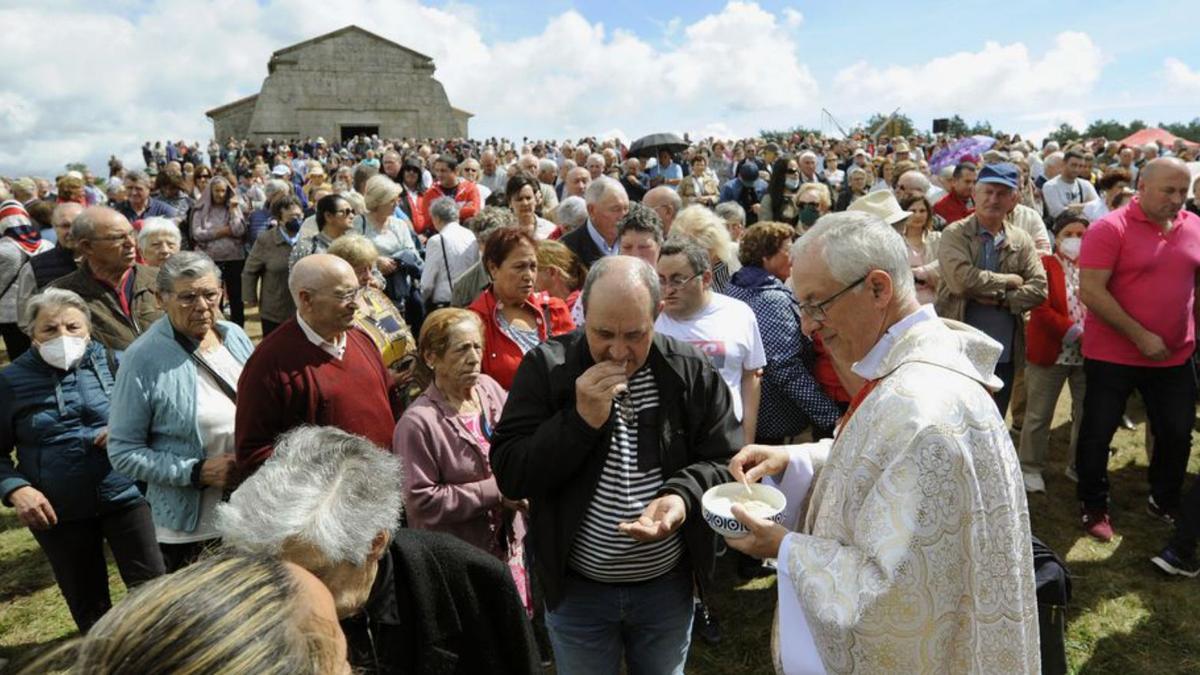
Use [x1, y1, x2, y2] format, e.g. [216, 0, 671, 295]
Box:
[1163, 57, 1200, 94]
[0, 1, 819, 176]
[782, 8, 804, 28]
[831, 32, 1103, 117]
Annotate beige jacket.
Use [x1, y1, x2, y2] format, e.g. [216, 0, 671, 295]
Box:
[934, 214, 1047, 366]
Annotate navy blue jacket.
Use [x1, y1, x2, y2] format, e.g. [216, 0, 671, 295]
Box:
[0, 340, 142, 521]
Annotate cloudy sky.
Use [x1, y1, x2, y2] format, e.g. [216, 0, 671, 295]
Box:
[3, 0, 1198, 176]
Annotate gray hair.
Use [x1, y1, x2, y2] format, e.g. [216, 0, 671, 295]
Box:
[538, 158, 557, 174]
[798, 150, 818, 163]
[553, 195, 588, 230]
[581, 256, 662, 319]
[22, 288, 92, 335]
[156, 250, 221, 294]
[715, 201, 746, 226]
[791, 211, 915, 303]
[69, 207, 108, 242]
[1043, 152, 1065, 170]
[216, 426, 403, 566]
[124, 170, 150, 186]
[584, 175, 626, 206]
[897, 170, 930, 193]
[429, 196, 459, 226]
[617, 202, 664, 245]
[659, 237, 711, 275]
[263, 178, 292, 202]
[136, 217, 181, 250]
[848, 166, 868, 179]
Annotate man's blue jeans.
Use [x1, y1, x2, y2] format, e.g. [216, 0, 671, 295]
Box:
[545, 567, 694, 675]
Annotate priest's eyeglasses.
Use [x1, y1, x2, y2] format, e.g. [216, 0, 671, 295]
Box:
[796, 274, 867, 323]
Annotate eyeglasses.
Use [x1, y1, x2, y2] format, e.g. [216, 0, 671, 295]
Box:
[796, 274, 867, 322]
[785, 169, 800, 175]
[172, 290, 222, 307]
[88, 231, 136, 243]
[331, 208, 354, 216]
[797, 201, 821, 208]
[324, 287, 363, 304]
[658, 272, 702, 290]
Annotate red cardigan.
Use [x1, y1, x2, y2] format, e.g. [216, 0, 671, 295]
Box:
[468, 288, 576, 390]
[235, 318, 396, 473]
[419, 180, 482, 235]
[1025, 254, 1073, 367]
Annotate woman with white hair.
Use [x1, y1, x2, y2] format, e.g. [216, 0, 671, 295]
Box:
[356, 175, 422, 307]
[136, 216, 181, 268]
[215, 425, 542, 674]
[1, 288, 164, 633]
[670, 205, 738, 293]
[550, 195, 588, 233]
[108, 252, 255, 572]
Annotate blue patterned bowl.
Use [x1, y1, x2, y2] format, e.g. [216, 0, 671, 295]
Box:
[701, 482, 786, 539]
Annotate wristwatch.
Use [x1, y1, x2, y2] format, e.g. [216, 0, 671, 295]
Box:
[189, 461, 205, 488]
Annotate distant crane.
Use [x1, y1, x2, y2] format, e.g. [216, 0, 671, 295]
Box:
[821, 109, 851, 139]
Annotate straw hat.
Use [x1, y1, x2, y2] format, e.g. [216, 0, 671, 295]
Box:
[847, 190, 911, 226]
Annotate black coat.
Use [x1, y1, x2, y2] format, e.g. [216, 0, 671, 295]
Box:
[559, 222, 606, 267]
[341, 529, 540, 675]
[489, 331, 739, 609]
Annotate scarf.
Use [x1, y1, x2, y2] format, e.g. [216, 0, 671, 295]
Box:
[0, 199, 42, 254]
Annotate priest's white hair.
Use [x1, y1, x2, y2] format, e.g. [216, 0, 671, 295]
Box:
[793, 211, 915, 303]
[216, 426, 402, 566]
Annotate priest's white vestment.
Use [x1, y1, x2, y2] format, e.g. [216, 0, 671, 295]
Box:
[771, 308, 1040, 674]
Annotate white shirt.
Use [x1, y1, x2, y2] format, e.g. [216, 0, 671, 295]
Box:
[851, 303, 938, 380]
[297, 313, 346, 360]
[420, 221, 478, 304]
[156, 343, 243, 544]
[1042, 175, 1099, 219]
[654, 293, 766, 421]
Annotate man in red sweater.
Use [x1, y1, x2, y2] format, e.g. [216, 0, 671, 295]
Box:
[235, 254, 395, 474]
[418, 155, 481, 235]
[933, 161, 977, 226]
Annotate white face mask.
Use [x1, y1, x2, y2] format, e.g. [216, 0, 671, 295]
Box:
[1058, 237, 1082, 260]
[37, 335, 90, 371]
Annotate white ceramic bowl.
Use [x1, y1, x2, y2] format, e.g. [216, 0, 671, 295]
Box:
[701, 482, 787, 539]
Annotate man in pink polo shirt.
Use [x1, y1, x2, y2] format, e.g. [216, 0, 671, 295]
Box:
[1075, 158, 1200, 542]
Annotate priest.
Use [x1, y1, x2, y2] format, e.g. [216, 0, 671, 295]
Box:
[726, 211, 1040, 674]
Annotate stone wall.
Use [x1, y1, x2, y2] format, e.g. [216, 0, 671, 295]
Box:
[210, 27, 468, 142]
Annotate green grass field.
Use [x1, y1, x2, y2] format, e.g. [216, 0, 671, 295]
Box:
[1, 350, 1197, 673]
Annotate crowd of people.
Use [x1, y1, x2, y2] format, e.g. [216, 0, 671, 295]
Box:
[1, 126, 1199, 674]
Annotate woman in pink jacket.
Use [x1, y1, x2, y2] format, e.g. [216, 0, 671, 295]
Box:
[392, 308, 530, 613]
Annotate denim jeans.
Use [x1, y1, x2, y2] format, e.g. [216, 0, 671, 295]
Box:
[1075, 358, 1197, 510]
[545, 566, 694, 675]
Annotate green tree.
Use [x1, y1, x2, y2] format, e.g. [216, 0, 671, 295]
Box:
[967, 120, 995, 136]
[862, 112, 915, 138]
[1160, 118, 1200, 142]
[65, 162, 88, 173]
[1047, 123, 1082, 145]
[1083, 118, 1147, 140]
[941, 115, 970, 136]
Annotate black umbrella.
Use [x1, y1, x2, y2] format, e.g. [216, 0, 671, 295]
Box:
[628, 132, 688, 159]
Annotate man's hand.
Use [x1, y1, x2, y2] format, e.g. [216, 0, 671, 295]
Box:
[725, 503, 788, 559]
[10, 486, 57, 530]
[377, 257, 398, 275]
[501, 497, 529, 513]
[93, 428, 109, 449]
[575, 360, 629, 429]
[618, 494, 686, 542]
[729, 444, 790, 485]
[1135, 330, 1170, 361]
[199, 454, 239, 489]
[1001, 273, 1024, 289]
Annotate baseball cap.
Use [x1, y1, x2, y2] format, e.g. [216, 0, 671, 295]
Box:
[738, 161, 759, 182]
[976, 163, 1019, 190]
[271, 164, 291, 177]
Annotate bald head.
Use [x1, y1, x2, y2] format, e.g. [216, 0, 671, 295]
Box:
[51, 202, 84, 249]
[565, 166, 591, 198]
[581, 256, 662, 374]
[1139, 157, 1189, 186]
[1138, 157, 1192, 225]
[289, 254, 357, 300]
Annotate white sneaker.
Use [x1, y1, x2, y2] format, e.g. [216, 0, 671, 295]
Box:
[1023, 470, 1046, 493]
